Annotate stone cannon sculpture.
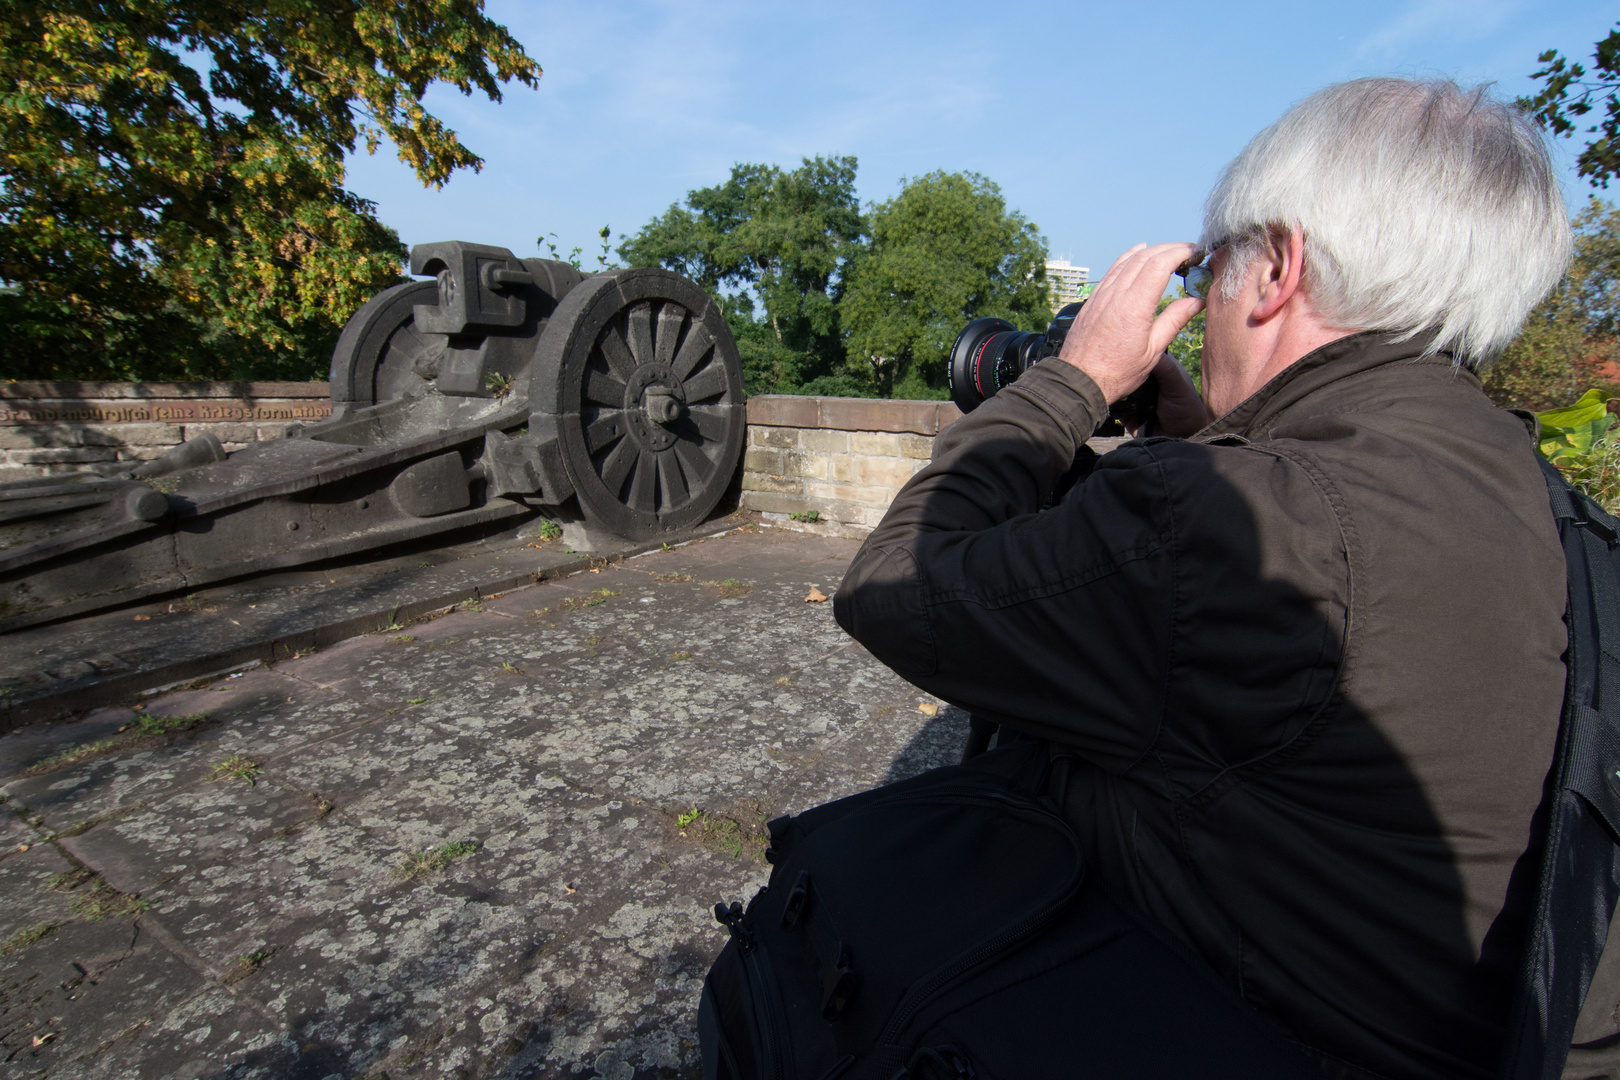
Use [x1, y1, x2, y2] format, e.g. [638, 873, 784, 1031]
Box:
[0, 243, 747, 634]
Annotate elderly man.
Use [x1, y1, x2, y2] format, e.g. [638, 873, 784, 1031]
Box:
[834, 79, 1573, 1079]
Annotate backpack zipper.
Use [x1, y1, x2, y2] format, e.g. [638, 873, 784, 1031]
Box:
[745, 944, 789, 1080]
[718, 899, 789, 1080]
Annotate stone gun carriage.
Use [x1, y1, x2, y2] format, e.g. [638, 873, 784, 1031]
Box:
[0, 243, 748, 633]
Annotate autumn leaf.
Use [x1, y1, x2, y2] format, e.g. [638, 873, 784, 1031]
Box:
[804, 587, 827, 603]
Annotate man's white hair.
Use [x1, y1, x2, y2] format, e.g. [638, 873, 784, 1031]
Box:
[1202, 78, 1571, 368]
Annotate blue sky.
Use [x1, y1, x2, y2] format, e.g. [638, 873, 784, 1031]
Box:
[344, 1, 1613, 279]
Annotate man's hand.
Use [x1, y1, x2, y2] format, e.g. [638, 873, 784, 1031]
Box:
[1058, 242, 1205, 404]
[1145, 352, 1213, 437]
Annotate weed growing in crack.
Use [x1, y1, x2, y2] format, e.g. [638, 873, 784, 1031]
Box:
[560, 588, 617, 612]
[0, 924, 57, 958]
[48, 869, 94, 893]
[389, 634, 416, 644]
[653, 573, 693, 583]
[133, 712, 207, 737]
[669, 801, 772, 862]
[31, 739, 117, 771]
[73, 880, 150, 921]
[223, 946, 274, 984]
[671, 651, 692, 662]
[22, 713, 210, 777]
[499, 662, 523, 676]
[211, 755, 262, 785]
[702, 578, 753, 599]
[407, 696, 428, 705]
[399, 840, 478, 879]
[537, 519, 563, 540]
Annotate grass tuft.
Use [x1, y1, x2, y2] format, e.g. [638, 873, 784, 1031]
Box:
[400, 840, 479, 880]
[0, 923, 57, 958]
[703, 578, 753, 599]
[21, 712, 210, 777]
[73, 880, 150, 921]
[211, 754, 262, 785]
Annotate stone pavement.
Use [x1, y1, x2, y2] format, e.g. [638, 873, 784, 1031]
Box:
[0, 523, 967, 1079]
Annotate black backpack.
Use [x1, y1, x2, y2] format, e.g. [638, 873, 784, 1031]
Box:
[697, 747, 1317, 1079]
[700, 460, 1620, 1080]
[1502, 460, 1620, 1079]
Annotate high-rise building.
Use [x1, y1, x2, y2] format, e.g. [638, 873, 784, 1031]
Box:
[1045, 259, 1091, 312]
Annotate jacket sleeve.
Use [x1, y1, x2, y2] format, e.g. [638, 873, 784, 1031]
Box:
[833, 360, 1182, 773]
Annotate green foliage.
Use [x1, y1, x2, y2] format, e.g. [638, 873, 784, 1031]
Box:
[1156, 290, 1205, 391]
[1486, 199, 1620, 410]
[1537, 389, 1620, 514]
[675, 806, 703, 828]
[1521, 23, 1620, 188]
[621, 157, 864, 395]
[539, 225, 616, 272]
[0, 0, 539, 380]
[1538, 389, 1616, 463]
[840, 172, 1050, 398]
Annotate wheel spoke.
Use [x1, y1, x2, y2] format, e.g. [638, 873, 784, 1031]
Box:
[583, 365, 627, 406]
[628, 450, 658, 512]
[597, 324, 638, 382]
[658, 449, 690, 508]
[655, 304, 686, 367]
[598, 438, 637, 495]
[627, 302, 654, 366]
[685, 404, 734, 445]
[670, 323, 715, 381]
[681, 361, 728, 403]
[584, 411, 628, 454]
[674, 435, 715, 481]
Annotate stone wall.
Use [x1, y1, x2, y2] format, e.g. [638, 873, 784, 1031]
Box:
[0, 384, 1117, 531]
[0, 382, 332, 481]
[740, 395, 964, 529]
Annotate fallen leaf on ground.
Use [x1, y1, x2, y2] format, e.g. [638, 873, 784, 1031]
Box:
[33, 1033, 54, 1047]
[132, 615, 149, 621]
[805, 587, 827, 603]
[918, 703, 939, 717]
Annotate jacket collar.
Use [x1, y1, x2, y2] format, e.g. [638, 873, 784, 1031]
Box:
[1197, 329, 1471, 440]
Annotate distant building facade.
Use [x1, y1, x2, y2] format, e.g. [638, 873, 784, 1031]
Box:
[1045, 259, 1091, 312]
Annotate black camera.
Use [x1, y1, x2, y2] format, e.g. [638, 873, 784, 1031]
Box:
[947, 301, 1158, 433]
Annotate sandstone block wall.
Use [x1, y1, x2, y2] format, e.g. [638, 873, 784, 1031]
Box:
[741, 396, 964, 529]
[0, 382, 332, 481]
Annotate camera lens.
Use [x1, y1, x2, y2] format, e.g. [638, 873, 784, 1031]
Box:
[948, 318, 1047, 414]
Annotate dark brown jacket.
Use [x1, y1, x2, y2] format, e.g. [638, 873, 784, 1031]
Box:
[833, 332, 1567, 1079]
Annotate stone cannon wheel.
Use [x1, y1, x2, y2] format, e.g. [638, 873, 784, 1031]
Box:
[327, 280, 442, 413]
[530, 268, 747, 540]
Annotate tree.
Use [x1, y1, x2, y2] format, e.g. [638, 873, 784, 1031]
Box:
[1521, 23, 1620, 189]
[1484, 199, 1620, 410]
[0, 1, 539, 381]
[839, 171, 1049, 399]
[619, 157, 865, 396]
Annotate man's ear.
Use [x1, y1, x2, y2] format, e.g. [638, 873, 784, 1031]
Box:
[1252, 226, 1305, 322]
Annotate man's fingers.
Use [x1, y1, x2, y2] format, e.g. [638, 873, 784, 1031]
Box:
[1110, 241, 1199, 297]
[1148, 295, 1205, 357]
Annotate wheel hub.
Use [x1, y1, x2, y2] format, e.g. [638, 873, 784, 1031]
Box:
[624, 364, 686, 451]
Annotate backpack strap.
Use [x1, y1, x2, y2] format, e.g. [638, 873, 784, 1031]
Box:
[1502, 459, 1620, 1080]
